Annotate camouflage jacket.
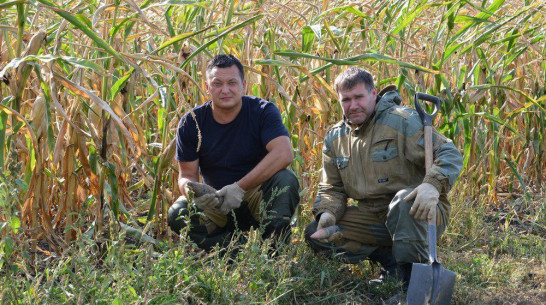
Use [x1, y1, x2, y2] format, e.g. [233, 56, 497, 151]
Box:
[313, 88, 463, 221]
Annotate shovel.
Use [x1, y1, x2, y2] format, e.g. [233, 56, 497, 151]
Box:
[406, 93, 456, 305]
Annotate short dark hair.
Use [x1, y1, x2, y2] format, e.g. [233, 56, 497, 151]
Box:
[334, 67, 374, 93]
[206, 54, 244, 81]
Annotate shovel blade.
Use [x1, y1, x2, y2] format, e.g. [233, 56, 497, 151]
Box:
[407, 263, 433, 305]
[430, 265, 456, 305]
[407, 263, 456, 305]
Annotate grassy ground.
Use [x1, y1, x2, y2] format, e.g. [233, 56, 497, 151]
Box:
[1, 183, 544, 305]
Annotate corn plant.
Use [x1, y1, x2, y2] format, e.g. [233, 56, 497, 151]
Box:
[0, 0, 543, 259]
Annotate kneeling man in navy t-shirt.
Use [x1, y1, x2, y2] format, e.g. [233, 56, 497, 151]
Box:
[167, 54, 300, 250]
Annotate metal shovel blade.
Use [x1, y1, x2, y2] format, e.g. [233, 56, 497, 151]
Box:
[407, 262, 433, 304]
[407, 261, 456, 305]
[406, 220, 456, 305]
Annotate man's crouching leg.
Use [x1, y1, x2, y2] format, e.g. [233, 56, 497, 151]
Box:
[386, 188, 450, 289]
[167, 196, 231, 251]
[252, 169, 300, 244]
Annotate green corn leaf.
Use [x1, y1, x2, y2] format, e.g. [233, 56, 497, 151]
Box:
[436, 42, 465, 68]
[110, 14, 138, 38]
[180, 14, 263, 69]
[0, 97, 11, 170]
[147, 158, 160, 222]
[311, 5, 372, 24]
[391, 5, 428, 34]
[504, 157, 532, 205]
[470, 84, 545, 113]
[450, 0, 506, 44]
[274, 51, 440, 79]
[110, 69, 134, 100]
[143, 0, 211, 9]
[301, 26, 316, 53]
[10, 216, 21, 233]
[105, 162, 120, 219]
[36, 0, 128, 65]
[154, 26, 212, 53]
[0, 0, 25, 10]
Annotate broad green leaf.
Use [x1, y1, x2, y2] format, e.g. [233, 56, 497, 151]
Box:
[301, 26, 315, 53]
[436, 42, 465, 68]
[470, 84, 546, 113]
[505, 157, 532, 205]
[312, 5, 372, 24]
[10, 216, 20, 233]
[450, 0, 507, 44]
[36, 0, 128, 65]
[143, 0, 211, 9]
[254, 59, 299, 67]
[110, 69, 134, 100]
[274, 51, 439, 79]
[0, 0, 25, 10]
[154, 26, 212, 53]
[105, 163, 119, 219]
[391, 5, 428, 34]
[180, 14, 263, 69]
[0, 97, 10, 170]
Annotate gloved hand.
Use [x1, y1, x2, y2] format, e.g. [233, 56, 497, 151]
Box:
[216, 182, 246, 215]
[404, 182, 440, 221]
[310, 212, 342, 243]
[316, 211, 336, 231]
[193, 193, 221, 211]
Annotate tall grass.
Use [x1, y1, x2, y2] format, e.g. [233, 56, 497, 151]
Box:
[0, 0, 544, 299]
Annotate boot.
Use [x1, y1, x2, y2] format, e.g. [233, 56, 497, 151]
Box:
[399, 263, 413, 292]
[368, 247, 401, 286]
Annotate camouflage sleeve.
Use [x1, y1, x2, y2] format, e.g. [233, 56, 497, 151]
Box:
[405, 116, 463, 194]
[423, 129, 463, 193]
[312, 141, 347, 221]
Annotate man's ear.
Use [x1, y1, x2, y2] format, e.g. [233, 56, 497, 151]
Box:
[242, 79, 247, 92]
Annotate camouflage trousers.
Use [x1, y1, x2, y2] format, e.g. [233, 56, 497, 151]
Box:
[168, 169, 300, 250]
[304, 188, 449, 264]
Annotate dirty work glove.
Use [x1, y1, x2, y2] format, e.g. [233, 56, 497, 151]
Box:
[311, 225, 342, 243]
[193, 193, 221, 211]
[216, 182, 246, 215]
[316, 211, 336, 231]
[310, 212, 342, 243]
[404, 183, 440, 222]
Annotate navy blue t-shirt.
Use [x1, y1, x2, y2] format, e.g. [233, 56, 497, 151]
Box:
[176, 96, 289, 190]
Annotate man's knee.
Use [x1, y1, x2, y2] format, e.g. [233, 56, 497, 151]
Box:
[167, 196, 190, 234]
[393, 240, 428, 264]
[269, 169, 300, 192]
[271, 168, 296, 182]
[262, 169, 300, 217]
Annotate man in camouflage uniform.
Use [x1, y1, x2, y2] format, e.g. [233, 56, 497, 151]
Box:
[305, 67, 463, 289]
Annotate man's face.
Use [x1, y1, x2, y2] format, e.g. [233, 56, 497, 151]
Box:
[338, 82, 377, 125]
[206, 65, 246, 111]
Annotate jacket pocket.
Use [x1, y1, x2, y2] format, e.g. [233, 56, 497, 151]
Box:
[333, 156, 349, 169]
[371, 138, 398, 162]
[372, 146, 398, 162]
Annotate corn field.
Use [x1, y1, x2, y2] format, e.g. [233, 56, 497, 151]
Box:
[0, 0, 544, 265]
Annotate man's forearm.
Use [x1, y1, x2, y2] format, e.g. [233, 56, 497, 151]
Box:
[313, 184, 348, 221]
